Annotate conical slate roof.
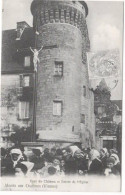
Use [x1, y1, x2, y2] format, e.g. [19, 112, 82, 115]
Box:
[98, 79, 110, 92]
[94, 79, 111, 96]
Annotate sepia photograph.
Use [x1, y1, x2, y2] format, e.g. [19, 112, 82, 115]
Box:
[0, 0, 123, 192]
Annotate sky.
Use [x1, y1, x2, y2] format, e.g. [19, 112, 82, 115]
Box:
[2, 0, 123, 100]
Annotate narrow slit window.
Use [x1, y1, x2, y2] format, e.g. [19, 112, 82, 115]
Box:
[83, 86, 86, 97]
[81, 114, 85, 124]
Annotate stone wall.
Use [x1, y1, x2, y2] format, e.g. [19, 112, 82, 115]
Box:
[31, 0, 91, 141]
[36, 24, 82, 135]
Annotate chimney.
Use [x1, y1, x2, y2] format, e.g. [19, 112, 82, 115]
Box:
[16, 21, 30, 40]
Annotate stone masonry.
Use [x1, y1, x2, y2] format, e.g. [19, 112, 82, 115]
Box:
[31, 0, 92, 142]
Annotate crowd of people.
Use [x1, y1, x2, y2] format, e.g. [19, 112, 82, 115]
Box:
[1, 145, 121, 178]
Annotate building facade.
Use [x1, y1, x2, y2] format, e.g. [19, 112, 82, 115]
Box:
[1, 1, 95, 148]
[31, 0, 95, 144]
[94, 79, 122, 150]
[1, 22, 35, 148]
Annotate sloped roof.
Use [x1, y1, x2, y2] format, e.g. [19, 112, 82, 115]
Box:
[98, 79, 110, 91]
[94, 78, 111, 95]
[2, 27, 35, 74]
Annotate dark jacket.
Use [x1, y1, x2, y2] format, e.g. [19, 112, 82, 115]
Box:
[89, 158, 103, 175]
[31, 156, 45, 171]
[113, 163, 121, 175]
[101, 156, 107, 169]
[65, 156, 77, 175]
[75, 157, 88, 172]
[3, 157, 24, 176]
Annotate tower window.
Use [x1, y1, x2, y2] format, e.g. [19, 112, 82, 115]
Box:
[53, 101, 62, 116]
[54, 61, 63, 76]
[83, 86, 86, 97]
[18, 101, 29, 119]
[24, 56, 30, 67]
[81, 114, 85, 124]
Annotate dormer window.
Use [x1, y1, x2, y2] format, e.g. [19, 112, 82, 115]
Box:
[16, 28, 24, 40]
[16, 21, 30, 40]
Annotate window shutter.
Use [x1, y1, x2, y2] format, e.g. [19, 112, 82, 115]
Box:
[57, 102, 61, 115]
[19, 101, 22, 119]
[21, 102, 25, 119]
[30, 74, 33, 87]
[18, 101, 29, 119]
[19, 74, 24, 87]
[25, 102, 29, 118]
[53, 102, 56, 115]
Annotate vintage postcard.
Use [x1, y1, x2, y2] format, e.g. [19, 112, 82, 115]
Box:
[0, 0, 123, 192]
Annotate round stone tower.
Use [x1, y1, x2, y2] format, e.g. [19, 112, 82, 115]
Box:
[31, 0, 90, 142]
